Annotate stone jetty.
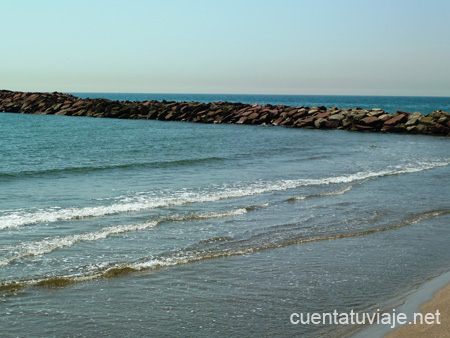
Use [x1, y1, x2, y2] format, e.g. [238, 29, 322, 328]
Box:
[1, 90, 449, 136]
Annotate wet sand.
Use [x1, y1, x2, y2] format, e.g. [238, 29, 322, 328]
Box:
[386, 282, 450, 338]
[352, 270, 450, 338]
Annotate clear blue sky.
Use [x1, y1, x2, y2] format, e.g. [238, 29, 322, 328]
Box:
[2, 0, 450, 96]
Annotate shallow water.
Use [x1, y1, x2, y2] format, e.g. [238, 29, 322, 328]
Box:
[1, 94, 450, 337]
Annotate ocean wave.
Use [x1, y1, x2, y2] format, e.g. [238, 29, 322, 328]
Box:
[0, 156, 226, 180]
[2, 208, 449, 295]
[0, 160, 447, 229]
[0, 207, 250, 267]
[285, 183, 359, 202]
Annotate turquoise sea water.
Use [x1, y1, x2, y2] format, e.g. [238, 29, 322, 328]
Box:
[1, 94, 450, 337]
[74, 93, 450, 114]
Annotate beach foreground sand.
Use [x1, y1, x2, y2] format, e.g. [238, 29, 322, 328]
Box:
[386, 282, 450, 337]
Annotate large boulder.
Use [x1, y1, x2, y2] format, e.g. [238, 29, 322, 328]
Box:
[383, 113, 408, 126]
[419, 115, 436, 126]
[360, 116, 380, 126]
[405, 112, 423, 126]
[430, 123, 450, 135]
[328, 113, 346, 121]
[314, 118, 327, 128]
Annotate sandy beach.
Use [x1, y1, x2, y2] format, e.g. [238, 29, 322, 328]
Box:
[386, 282, 450, 337]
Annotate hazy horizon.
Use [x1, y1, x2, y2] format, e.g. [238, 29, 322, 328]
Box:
[3, 90, 448, 99]
[2, 0, 450, 97]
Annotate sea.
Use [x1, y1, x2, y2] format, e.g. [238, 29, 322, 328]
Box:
[1, 94, 450, 337]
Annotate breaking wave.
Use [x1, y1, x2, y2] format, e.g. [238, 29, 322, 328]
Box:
[2, 208, 449, 295]
[0, 207, 251, 267]
[0, 160, 447, 230]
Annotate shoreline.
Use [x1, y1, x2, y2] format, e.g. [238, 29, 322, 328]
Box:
[352, 269, 450, 337]
[1, 89, 450, 136]
[386, 272, 450, 338]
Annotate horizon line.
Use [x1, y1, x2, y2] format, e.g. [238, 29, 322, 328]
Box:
[2, 88, 450, 99]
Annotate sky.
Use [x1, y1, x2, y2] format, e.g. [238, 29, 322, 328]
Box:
[2, 0, 450, 96]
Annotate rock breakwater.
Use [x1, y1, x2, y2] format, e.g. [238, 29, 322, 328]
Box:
[1, 90, 449, 136]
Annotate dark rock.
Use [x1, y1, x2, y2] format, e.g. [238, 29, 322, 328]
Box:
[316, 111, 330, 119]
[415, 124, 429, 134]
[314, 118, 327, 128]
[355, 124, 375, 131]
[295, 116, 315, 127]
[342, 118, 353, 128]
[247, 112, 260, 121]
[430, 124, 450, 135]
[258, 114, 270, 123]
[350, 111, 367, 121]
[0, 90, 448, 137]
[367, 109, 384, 117]
[280, 119, 293, 126]
[419, 115, 436, 126]
[325, 120, 340, 129]
[292, 111, 307, 119]
[378, 114, 392, 122]
[272, 117, 284, 125]
[361, 116, 380, 125]
[384, 114, 408, 126]
[405, 112, 423, 126]
[328, 113, 346, 121]
[206, 110, 219, 117]
[236, 116, 248, 124]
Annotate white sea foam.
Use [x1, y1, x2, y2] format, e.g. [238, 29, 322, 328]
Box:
[4, 208, 450, 290]
[288, 184, 356, 201]
[0, 220, 159, 267]
[130, 247, 257, 271]
[0, 208, 249, 266]
[0, 160, 447, 229]
[319, 185, 354, 196]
